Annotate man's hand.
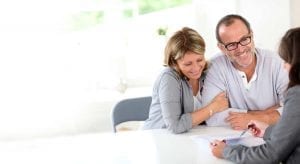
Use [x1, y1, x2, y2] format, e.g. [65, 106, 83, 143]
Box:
[226, 106, 280, 130]
[248, 107, 280, 125]
[226, 112, 253, 130]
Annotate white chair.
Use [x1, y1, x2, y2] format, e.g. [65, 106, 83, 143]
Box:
[111, 96, 152, 132]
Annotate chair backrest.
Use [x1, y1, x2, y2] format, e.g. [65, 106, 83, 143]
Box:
[111, 96, 152, 132]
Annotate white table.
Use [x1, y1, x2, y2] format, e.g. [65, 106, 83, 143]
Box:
[0, 126, 260, 164]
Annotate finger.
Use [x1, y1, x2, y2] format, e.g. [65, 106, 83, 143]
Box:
[210, 140, 218, 146]
[226, 115, 240, 122]
[230, 123, 238, 129]
[250, 128, 257, 134]
[230, 121, 240, 128]
[228, 112, 243, 118]
[226, 115, 235, 121]
[248, 123, 259, 132]
[229, 111, 239, 115]
[225, 117, 231, 122]
[247, 124, 255, 131]
[234, 121, 248, 130]
[253, 130, 260, 136]
[211, 141, 221, 147]
[230, 120, 246, 130]
[234, 126, 244, 130]
[248, 120, 256, 126]
[210, 143, 216, 148]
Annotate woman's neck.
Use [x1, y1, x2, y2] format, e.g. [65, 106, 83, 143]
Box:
[188, 79, 199, 96]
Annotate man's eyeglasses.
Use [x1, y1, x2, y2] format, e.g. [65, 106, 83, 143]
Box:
[222, 35, 252, 51]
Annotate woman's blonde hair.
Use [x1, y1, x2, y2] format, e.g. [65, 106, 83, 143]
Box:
[164, 27, 206, 76]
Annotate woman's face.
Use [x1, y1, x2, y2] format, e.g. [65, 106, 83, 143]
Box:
[176, 51, 206, 80]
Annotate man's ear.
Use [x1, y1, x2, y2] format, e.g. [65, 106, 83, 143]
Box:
[217, 43, 228, 56]
[217, 43, 225, 51]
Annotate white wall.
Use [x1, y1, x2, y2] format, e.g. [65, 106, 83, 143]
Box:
[0, 0, 295, 140]
[193, 0, 291, 57]
[291, 0, 300, 28]
[239, 0, 290, 50]
[193, 0, 237, 58]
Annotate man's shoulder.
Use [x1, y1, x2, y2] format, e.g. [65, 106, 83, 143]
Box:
[256, 48, 283, 66]
[209, 52, 227, 63]
[256, 47, 275, 54]
[256, 48, 280, 59]
[208, 52, 230, 69]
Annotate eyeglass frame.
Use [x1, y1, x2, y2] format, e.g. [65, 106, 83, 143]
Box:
[221, 34, 252, 51]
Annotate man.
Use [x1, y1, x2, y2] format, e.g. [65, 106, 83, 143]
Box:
[202, 14, 288, 130]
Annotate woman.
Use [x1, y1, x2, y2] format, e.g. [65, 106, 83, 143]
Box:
[143, 27, 228, 134]
[211, 27, 300, 163]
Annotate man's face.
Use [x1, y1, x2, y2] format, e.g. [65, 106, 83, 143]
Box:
[218, 19, 255, 69]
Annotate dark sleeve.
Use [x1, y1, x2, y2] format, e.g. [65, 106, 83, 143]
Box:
[223, 87, 300, 163]
[263, 125, 274, 140]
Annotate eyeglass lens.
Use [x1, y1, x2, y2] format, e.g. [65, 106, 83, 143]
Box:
[225, 36, 251, 51]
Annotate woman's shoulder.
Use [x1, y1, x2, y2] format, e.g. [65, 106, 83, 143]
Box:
[283, 86, 300, 117]
[159, 67, 181, 80]
[285, 86, 300, 105]
[153, 67, 184, 92]
[287, 85, 300, 96]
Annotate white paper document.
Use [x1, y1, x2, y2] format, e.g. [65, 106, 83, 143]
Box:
[191, 134, 265, 147]
[206, 108, 247, 126]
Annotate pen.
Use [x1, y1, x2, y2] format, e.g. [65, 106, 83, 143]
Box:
[239, 124, 255, 137]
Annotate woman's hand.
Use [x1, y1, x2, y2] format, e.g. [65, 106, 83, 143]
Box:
[209, 92, 229, 113]
[210, 140, 226, 158]
[248, 120, 269, 138]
